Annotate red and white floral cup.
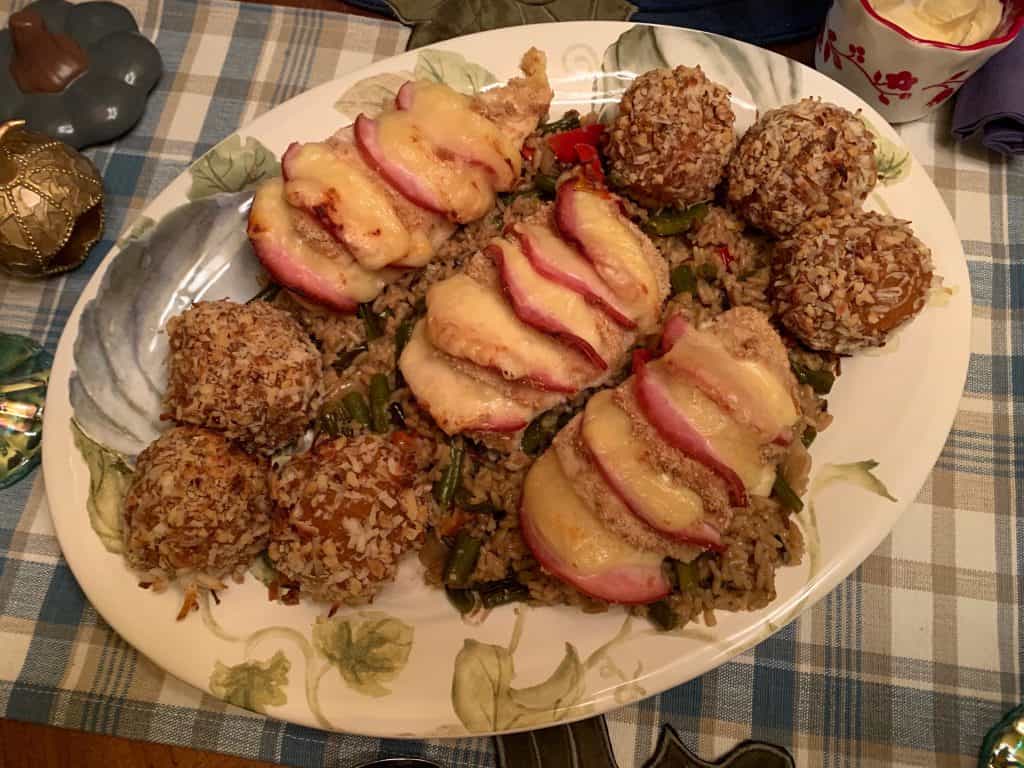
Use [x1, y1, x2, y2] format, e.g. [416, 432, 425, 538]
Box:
[816, 0, 1024, 123]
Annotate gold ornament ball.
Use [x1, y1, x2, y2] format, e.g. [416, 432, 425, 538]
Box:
[0, 119, 104, 278]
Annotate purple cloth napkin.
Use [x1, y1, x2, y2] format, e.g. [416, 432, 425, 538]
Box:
[953, 34, 1024, 154]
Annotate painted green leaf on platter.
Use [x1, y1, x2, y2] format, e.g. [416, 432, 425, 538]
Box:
[811, 459, 897, 502]
[414, 49, 496, 94]
[861, 118, 911, 185]
[452, 638, 585, 733]
[335, 71, 414, 118]
[209, 650, 290, 713]
[71, 419, 132, 554]
[387, 0, 637, 50]
[187, 135, 279, 201]
[313, 612, 414, 697]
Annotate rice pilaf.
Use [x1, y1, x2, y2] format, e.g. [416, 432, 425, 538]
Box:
[124, 54, 932, 633]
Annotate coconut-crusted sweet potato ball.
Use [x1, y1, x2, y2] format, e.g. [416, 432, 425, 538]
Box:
[268, 432, 435, 605]
[726, 99, 877, 237]
[772, 210, 933, 353]
[162, 299, 322, 455]
[122, 426, 272, 615]
[605, 65, 736, 209]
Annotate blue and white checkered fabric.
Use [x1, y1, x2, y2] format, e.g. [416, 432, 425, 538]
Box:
[0, 1, 1021, 765]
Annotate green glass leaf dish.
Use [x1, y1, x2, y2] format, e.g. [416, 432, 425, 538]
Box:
[0, 332, 51, 488]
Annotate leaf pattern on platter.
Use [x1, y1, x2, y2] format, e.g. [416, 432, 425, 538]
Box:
[70, 191, 263, 459]
[187, 135, 279, 201]
[115, 215, 156, 248]
[0, 333, 51, 489]
[860, 118, 911, 185]
[811, 459, 897, 502]
[386, 0, 637, 50]
[313, 612, 414, 697]
[451, 609, 645, 733]
[928, 284, 957, 308]
[71, 419, 132, 554]
[334, 71, 414, 119]
[209, 650, 290, 713]
[414, 49, 496, 94]
[759, 459, 897, 642]
[452, 638, 586, 733]
[596, 25, 802, 131]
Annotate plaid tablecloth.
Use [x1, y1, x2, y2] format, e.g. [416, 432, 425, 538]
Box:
[1, 1, 1021, 766]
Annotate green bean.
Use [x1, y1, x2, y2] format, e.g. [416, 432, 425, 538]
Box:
[247, 283, 281, 304]
[394, 304, 425, 388]
[520, 415, 552, 456]
[342, 391, 370, 427]
[443, 531, 481, 588]
[664, 559, 679, 590]
[772, 470, 804, 512]
[669, 264, 697, 297]
[388, 401, 406, 428]
[674, 560, 699, 593]
[395, 318, 415, 359]
[697, 262, 718, 281]
[642, 203, 708, 237]
[648, 600, 678, 631]
[520, 418, 545, 456]
[539, 110, 581, 135]
[533, 173, 558, 198]
[479, 580, 530, 609]
[790, 358, 836, 395]
[331, 343, 368, 373]
[499, 188, 540, 206]
[317, 400, 352, 438]
[467, 500, 505, 520]
[368, 374, 391, 433]
[775, 534, 791, 563]
[606, 171, 628, 190]
[801, 425, 818, 448]
[446, 587, 478, 615]
[432, 440, 465, 508]
[358, 303, 385, 341]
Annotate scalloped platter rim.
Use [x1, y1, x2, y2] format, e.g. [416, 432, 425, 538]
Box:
[42, 21, 971, 738]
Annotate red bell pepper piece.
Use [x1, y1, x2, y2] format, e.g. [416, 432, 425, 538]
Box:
[717, 245, 735, 272]
[546, 123, 604, 162]
[574, 142, 605, 183]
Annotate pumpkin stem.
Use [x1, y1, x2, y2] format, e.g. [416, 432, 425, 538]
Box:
[9, 9, 89, 94]
[0, 121, 27, 143]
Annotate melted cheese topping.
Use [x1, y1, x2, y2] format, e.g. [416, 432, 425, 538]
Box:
[583, 390, 706, 529]
[404, 82, 520, 190]
[568, 189, 658, 307]
[663, 329, 798, 438]
[522, 451, 664, 575]
[250, 178, 395, 304]
[426, 274, 592, 390]
[493, 238, 609, 363]
[398, 322, 534, 434]
[650, 360, 775, 496]
[284, 142, 410, 270]
[376, 111, 495, 223]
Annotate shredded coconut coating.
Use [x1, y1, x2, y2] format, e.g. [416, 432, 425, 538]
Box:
[606, 65, 736, 208]
[771, 211, 933, 353]
[268, 433, 434, 605]
[726, 99, 877, 237]
[123, 426, 271, 593]
[162, 299, 323, 455]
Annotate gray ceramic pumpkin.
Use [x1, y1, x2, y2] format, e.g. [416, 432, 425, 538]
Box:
[0, 0, 162, 148]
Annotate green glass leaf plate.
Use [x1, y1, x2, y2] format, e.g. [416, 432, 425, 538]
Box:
[0, 332, 51, 488]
